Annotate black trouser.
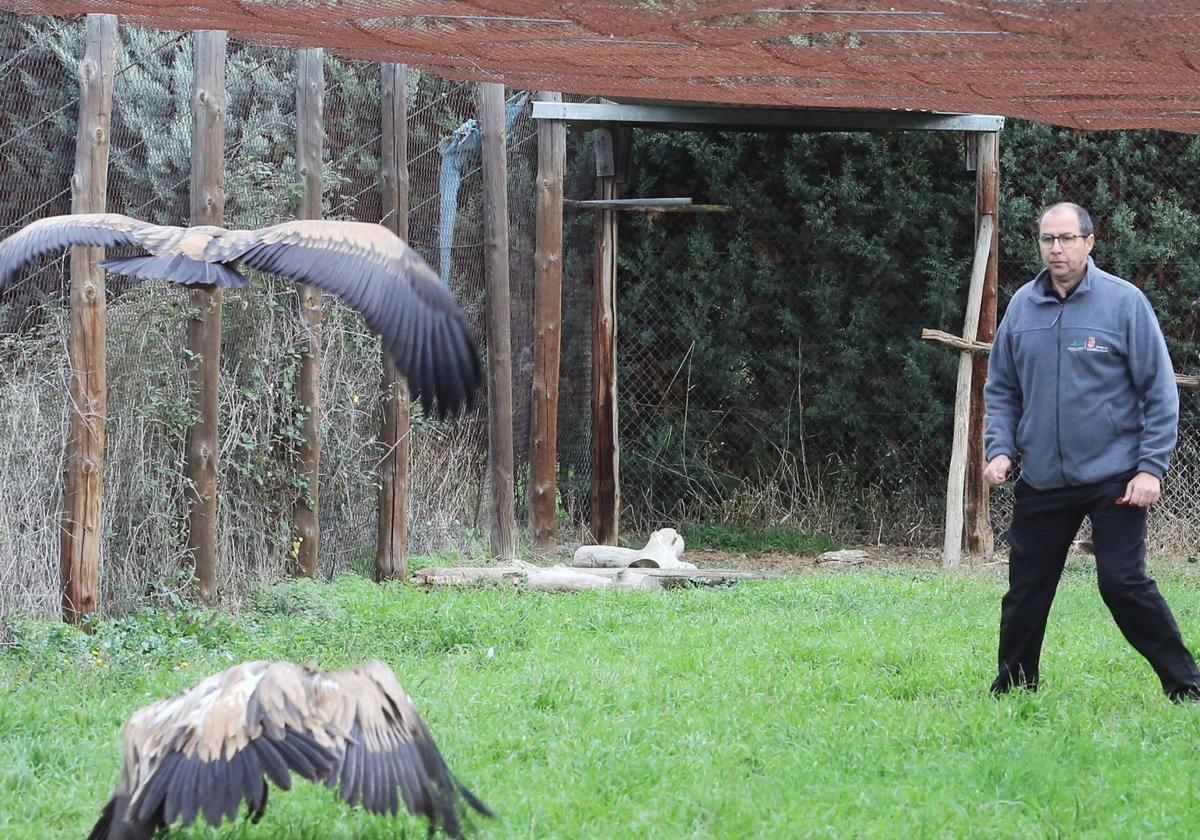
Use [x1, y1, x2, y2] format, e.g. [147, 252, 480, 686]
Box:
[992, 469, 1200, 698]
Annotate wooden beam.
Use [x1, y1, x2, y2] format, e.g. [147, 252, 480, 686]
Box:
[530, 92, 565, 553]
[376, 62, 411, 581]
[292, 47, 323, 578]
[565, 198, 731, 213]
[185, 29, 227, 607]
[478, 81, 516, 562]
[943, 215, 994, 568]
[922, 329, 1199, 391]
[61, 13, 116, 624]
[532, 101, 1005, 133]
[966, 131, 999, 555]
[591, 127, 620, 545]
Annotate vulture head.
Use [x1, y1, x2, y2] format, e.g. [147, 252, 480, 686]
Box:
[0, 213, 483, 418]
[86, 659, 493, 839]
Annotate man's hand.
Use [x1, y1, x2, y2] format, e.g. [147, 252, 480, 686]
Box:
[984, 454, 1012, 487]
[1119, 471, 1161, 508]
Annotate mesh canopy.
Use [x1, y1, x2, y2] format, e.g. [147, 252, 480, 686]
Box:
[1, 1, 1198, 133]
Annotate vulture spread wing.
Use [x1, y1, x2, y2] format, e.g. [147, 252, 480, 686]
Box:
[0, 213, 184, 288]
[88, 660, 491, 840]
[204, 220, 482, 417]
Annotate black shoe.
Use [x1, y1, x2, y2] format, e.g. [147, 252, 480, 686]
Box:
[1168, 686, 1200, 704]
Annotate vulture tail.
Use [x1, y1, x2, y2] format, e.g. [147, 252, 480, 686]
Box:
[99, 254, 250, 288]
[87, 794, 156, 840]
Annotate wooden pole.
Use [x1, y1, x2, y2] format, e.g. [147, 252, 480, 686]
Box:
[591, 127, 620, 545]
[292, 48, 324, 577]
[530, 91, 565, 552]
[965, 131, 999, 554]
[185, 30, 227, 605]
[61, 13, 117, 624]
[477, 81, 516, 562]
[943, 215, 994, 568]
[376, 62, 411, 581]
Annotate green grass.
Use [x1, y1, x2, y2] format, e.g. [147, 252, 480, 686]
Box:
[680, 522, 839, 554]
[6, 561, 1200, 838]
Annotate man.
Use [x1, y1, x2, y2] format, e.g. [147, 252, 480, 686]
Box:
[983, 202, 1200, 700]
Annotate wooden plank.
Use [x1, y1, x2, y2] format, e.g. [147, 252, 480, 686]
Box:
[376, 62, 412, 581]
[61, 13, 116, 624]
[565, 198, 731, 213]
[185, 29, 227, 606]
[530, 92, 565, 552]
[292, 47, 323, 577]
[921, 329, 1199, 391]
[591, 129, 620, 546]
[477, 81, 516, 562]
[531, 101, 1005, 133]
[942, 215, 994, 568]
[966, 131, 999, 555]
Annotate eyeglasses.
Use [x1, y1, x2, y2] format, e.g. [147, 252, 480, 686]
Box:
[1038, 233, 1086, 247]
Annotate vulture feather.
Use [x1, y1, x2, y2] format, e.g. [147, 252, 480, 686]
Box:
[86, 660, 493, 839]
[0, 213, 482, 417]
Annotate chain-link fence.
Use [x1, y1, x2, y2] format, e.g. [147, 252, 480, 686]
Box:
[2, 11, 1199, 618]
[556, 127, 1200, 553]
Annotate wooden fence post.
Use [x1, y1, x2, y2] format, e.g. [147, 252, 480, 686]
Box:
[292, 47, 324, 577]
[530, 91, 565, 552]
[61, 13, 117, 624]
[965, 130, 1000, 554]
[477, 81, 516, 562]
[186, 29, 227, 605]
[376, 62, 411, 581]
[591, 127, 620, 545]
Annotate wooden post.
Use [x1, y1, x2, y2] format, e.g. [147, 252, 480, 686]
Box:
[530, 92, 565, 553]
[591, 127, 620, 545]
[292, 48, 323, 577]
[965, 131, 999, 554]
[185, 30, 227, 605]
[477, 82, 516, 562]
[61, 14, 116, 624]
[943, 216, 994, 568]
[376, 62, 411, 581]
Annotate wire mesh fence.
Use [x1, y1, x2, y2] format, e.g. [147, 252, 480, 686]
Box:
[1, 11, 1199, 618]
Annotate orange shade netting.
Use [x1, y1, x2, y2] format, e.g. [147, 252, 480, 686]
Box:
[2, 0, 1199, 133]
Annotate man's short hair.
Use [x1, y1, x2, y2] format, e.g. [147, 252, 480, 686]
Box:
[1040, 202, 1094, 237]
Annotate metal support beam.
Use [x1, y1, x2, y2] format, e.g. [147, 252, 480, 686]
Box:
[532, 101, 1004, 133]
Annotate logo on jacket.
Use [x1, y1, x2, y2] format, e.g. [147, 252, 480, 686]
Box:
[1068, 335, 1110, 353]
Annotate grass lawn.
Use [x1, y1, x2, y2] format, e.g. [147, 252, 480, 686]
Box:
[5, 560, 1200, 838]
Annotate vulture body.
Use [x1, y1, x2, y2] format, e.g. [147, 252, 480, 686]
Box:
[0, 213, 482, 417]
[87, 660, 492, 839]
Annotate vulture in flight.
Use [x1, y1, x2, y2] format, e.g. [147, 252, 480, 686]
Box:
[87, 660, 493, 839]
[0, 214, 482, 417]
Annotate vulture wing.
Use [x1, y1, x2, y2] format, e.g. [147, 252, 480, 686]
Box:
[205, 220, 483, 417]
[0, 214, 184, 289]
[320, 661, 494, 839]
[89, 661, 342, 840]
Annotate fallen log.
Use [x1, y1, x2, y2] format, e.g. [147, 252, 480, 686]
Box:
[572, 527, 696, 569]
[410, 564, 777, 589]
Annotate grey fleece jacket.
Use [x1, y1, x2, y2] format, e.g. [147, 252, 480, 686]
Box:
[984, 256, 1179, 490]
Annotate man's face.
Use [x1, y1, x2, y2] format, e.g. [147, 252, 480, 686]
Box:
[1038, 206, 1094, 285]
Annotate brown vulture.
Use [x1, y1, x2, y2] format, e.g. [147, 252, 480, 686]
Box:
[86, 660, 493, 839]
[0, 214, 482, 417]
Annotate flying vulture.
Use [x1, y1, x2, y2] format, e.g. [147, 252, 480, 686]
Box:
[0, 214, 482, 417]
[87, 660, 493, 839]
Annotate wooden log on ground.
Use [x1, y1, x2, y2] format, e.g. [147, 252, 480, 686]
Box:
[376, 62, 412, 582]
[410, 564, 777, 589]
[292, 47, 324, 577]
[478, 81, 517, 562]
[572, 527, 694, 568]
[186, 29, 227, 606]
[61, 14, 117, 624]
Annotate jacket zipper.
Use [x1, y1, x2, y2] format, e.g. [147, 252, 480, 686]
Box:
[1055, 300, 1066, 485]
